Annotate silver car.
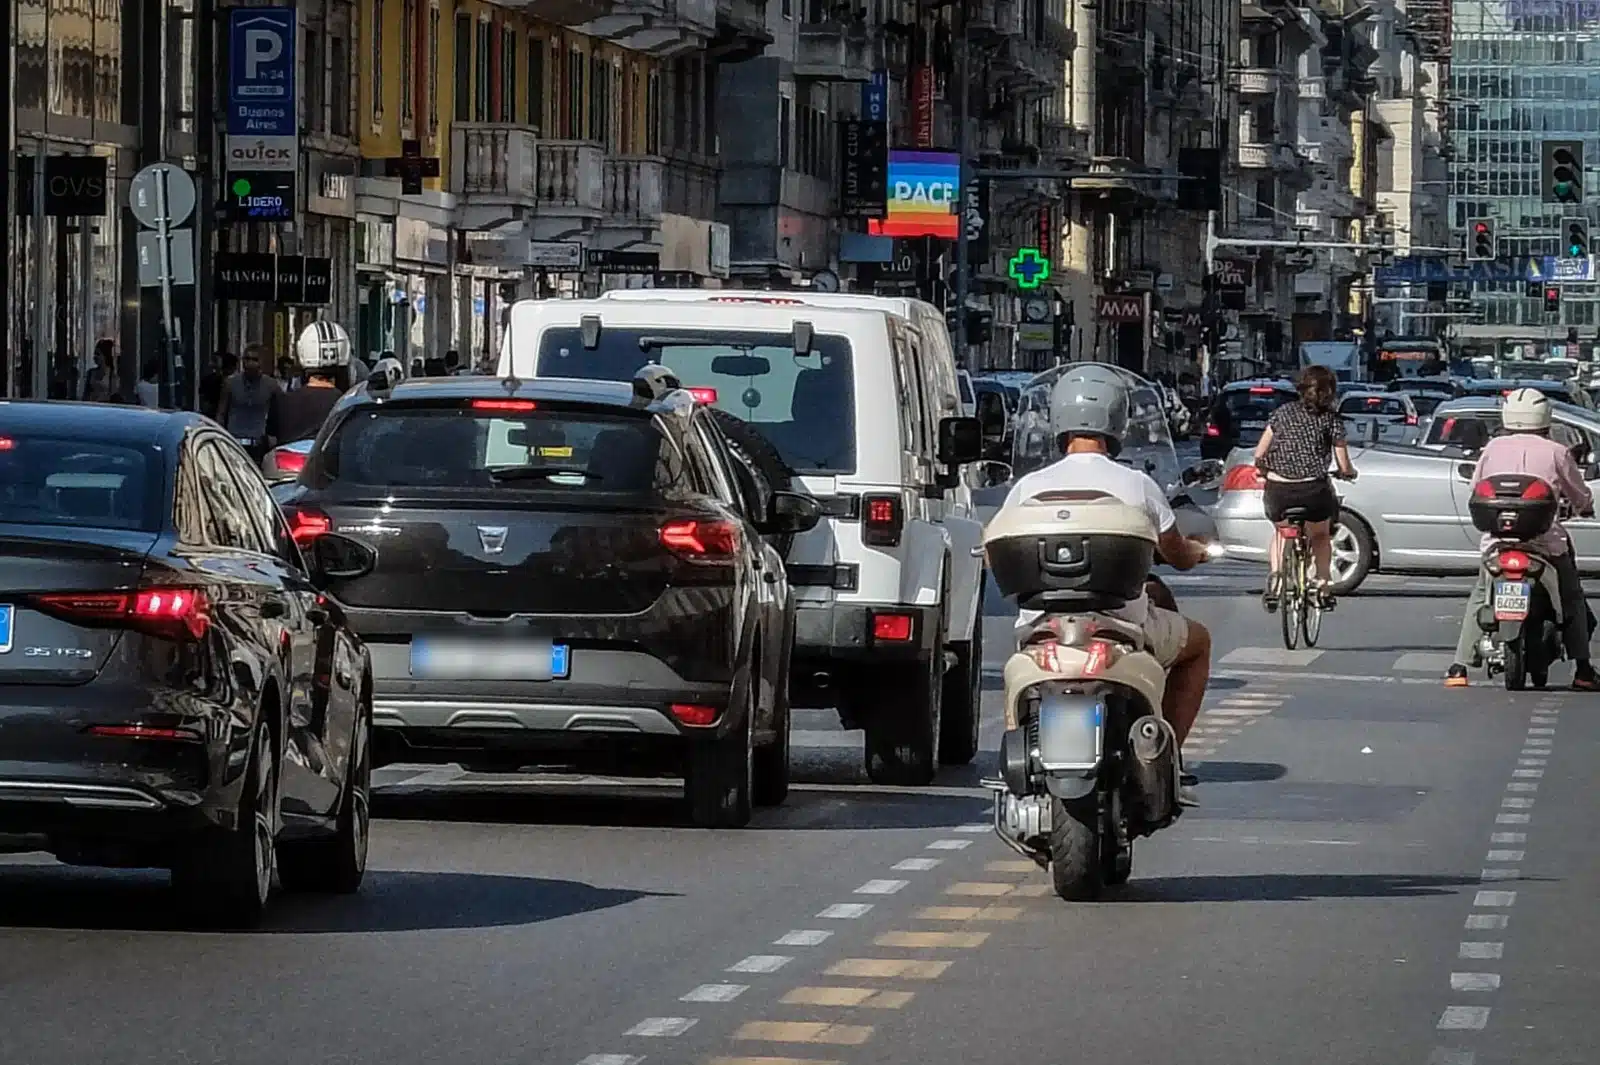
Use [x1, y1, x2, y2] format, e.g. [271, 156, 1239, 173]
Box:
[1338, 390, 1419, 446]
[1211, 395, 1600, 593]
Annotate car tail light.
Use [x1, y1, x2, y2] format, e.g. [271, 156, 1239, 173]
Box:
[660, 518, 740, 560]
[1498, 549, 1531, 575]
[1082, 638, 1118, 677]
[286, 506, 333, 545]
[273, 447, 308, 473]
[871, 612, 914, 642]
[687, 387, 718, 404]
[471, 399, 537, 412]
[669, 703, 720, 727]
[708, 296, 803, 305]
[1221, 464, 1264, 492]
[862, 494, 903, 547]
[31, 587, 211, 641]
[0, 437, 13, 450]
[1204, 423, 1221, 437]
[1406, 413, 1418, 426]
[1249, 386, 1276, 395]
[87, 724, 203, 741]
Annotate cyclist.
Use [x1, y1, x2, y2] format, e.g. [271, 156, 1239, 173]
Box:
[1253, 364, 1357, 610]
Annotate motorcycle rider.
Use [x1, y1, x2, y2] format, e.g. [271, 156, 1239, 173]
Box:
[1001, 365, 1213, 793]
[1445, 387, 1597, 689]
[270, 321, 354, 445]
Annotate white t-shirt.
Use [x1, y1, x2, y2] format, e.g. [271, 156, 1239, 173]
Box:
[1000, 452, 1176, 629]
[135, 380, 160, 407]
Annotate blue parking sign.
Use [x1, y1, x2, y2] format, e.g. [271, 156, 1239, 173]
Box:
[228, 8, 296, 137]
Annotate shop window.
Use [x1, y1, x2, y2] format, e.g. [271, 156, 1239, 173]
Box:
[370, 0, 384, 127]
[454, 14, 472, 122]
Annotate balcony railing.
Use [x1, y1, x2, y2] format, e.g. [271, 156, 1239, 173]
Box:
[1235, 68, 1282, 95]
[453, 124, 540, 198]
[1299, 75, 1326, 99]
[1041, 121, 1092, 162]
[664, 151, 718, 220]
[795, 21, 876, 81]
[536, 141, 606, 212]
[603, 155, 665, 227]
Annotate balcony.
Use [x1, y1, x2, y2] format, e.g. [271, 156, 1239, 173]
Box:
[1297, 139, 1324, 165]
[581, 0, 716, 56]
[795, 20, 876, 82]
[1041, 120, 1092, 164]
[1234, 67, 1282, 95]
[1237, 140, 1301, 172]
[601, 155, 665, 231]
[663, 151, 718, 220]
[710, 0, 771, 62]
[1299, 75, 1326, 99]
[496, 0, 614, 28]
[1042, 10, 1077, 55]
[451, 124, 606, 236]
[996, 37, 1058, 95]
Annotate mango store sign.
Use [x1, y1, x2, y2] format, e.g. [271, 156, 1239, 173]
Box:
[869, 150, 960, 239]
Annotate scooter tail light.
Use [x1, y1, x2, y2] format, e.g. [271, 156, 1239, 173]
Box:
[1082, 639, 1118, 678]
[1521, 479, 1552, 500]
[1498, 549, 1531, 575]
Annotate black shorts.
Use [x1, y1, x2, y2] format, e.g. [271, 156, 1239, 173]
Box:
[1263, 477, 1338, 524]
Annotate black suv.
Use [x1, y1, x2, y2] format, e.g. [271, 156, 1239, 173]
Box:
[1201, 379, 1297, 460]
[274, 375, 821, 828]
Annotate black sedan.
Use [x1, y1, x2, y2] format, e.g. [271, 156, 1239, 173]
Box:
[0, 402, 377, 926]
[273, 374, 821, 828]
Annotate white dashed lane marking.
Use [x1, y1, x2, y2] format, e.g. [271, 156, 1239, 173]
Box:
[855, 879, 908, 895]
[682, 983, 747, 1003]
[1437, 1005, 1491, 1030]
[818, 903, 873, 919]
[1450, 973, 1501, 992]
[927, 838, 972, 850]
[625, 1017, 697, 1037]
[727, 955, 792, 974]
[775, 929, 831, 946]
[892, 857, 942, 871]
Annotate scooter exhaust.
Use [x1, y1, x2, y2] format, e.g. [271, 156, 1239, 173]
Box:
[1129, 715, 1176, 826]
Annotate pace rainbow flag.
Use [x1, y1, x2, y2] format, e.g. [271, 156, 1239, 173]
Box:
[868, 150, 960, 239]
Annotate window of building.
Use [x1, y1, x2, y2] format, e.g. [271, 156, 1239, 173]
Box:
[476, 20, 491, 121]
[646, 69, 661, 154]
[527, 35, 545, 132]
[589, 54, 612, 144]
[370, 0, 383, 127]
[501, 27, 516, 123]
[454, 14, 472, 122]
[306, 27, 325, 131]
[1254, 177, 1275, 219]
[330, 11, 351, 137]
[566, 46, 584, 138]
[779, 93, 793, 169]
[428, 6, 440, 133]
[401, 0, 417, 123]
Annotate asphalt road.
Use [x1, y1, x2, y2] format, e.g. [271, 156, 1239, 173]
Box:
[2, 553, 1597, 1065]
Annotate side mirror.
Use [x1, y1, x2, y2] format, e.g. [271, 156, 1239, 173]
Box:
[308, 532, 377, 583]
[760, 490, 823, 535]
[983, 460, 1012, 486]
[937, 415, 984, 466]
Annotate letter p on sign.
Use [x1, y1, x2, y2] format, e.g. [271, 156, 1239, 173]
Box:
[245, 29, 282, 78]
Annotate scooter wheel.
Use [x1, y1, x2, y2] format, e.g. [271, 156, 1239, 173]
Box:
[1048, 796, 1104, 902]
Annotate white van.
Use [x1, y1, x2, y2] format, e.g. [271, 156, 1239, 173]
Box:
[499, 297, 987, 786]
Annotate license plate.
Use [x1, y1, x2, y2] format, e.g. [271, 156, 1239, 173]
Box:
[409, 637, 569, 680]
[1242, 420, 1267, 430]
[1493, 581, 1531, 621]
[0, 604, 11, 654]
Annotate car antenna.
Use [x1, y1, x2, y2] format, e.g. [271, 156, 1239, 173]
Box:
[501, 292, 522, 392]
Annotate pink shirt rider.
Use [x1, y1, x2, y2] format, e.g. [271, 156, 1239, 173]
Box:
[1472, 432, 1594, 556]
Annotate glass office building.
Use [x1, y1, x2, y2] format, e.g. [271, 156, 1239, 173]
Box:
[1449, 0, 1600, 352]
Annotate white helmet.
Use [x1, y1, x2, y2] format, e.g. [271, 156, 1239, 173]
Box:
[295, 320, 352, 372]
[1502, 387, 1553, 432]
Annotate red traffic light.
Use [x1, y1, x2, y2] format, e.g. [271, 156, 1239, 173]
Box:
[1474, 222, 1490, 234]
[1547, 287, 1560, 299]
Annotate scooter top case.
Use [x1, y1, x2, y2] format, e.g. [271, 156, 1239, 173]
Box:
[983, 493, 1157, 610]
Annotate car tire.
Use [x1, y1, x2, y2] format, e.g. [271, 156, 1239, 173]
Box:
[707, 408, 798, 557]
[865, 597, 945, 787]
[172, 716, 278, 928]
[686, 677, 755, 828]
[938, 574, 985, 766]
[279, 697, 372, 895]
[1330, 513, 1374, 595]
[753, 643, 793, 808]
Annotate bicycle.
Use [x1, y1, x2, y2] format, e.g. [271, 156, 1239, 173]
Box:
[1266, 471, 1355, 650]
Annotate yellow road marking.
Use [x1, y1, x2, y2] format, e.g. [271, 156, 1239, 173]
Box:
[985, 860, 1037, 873]
[781, 986, 915, 1009]
[915, 904, 1023, 921]
[874, 930, 989, 948]
[733, 1021, 875, 1046]
[945, 882, 1013, 896]
[709, 1058, 842, 1065]
[824, 958, 951, 979]
[1012, 883, 1052, 897]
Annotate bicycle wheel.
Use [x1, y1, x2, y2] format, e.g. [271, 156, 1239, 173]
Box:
[1280, 542, 1303, 650]
[1301, 551, 1323, 647]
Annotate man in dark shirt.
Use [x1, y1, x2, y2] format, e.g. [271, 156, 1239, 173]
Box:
[270, 321, 353, 444]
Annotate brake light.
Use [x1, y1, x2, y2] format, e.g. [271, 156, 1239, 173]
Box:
[32, 587, 211, 641]
[871, 612, 915, 642]
[862, 494, 904, 547]
[1366, 397, 1382, 406]
[660, 518, 740, 559]
[1498, 549, 1531, 575]
[471, 399, 537, 412]
[1204, 423, 1221, 437]
[669, 703, 719, 727]
[273, 448, 308, 473]
[1221, 464, 1264, 492]
[687, 387, 718, 404]
[287, 506, 333, 545]
[88, 724, 203, 741]
[1082, 638, 1117, 677]
[0, 437, 13, 450]
[1249, 386, 1275, 394]
[708, 296, 803, 305]
[1406, 413, 1418, 426]
[1522, 479, 1552, 500]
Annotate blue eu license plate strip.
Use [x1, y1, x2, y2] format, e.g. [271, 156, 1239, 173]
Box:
[550, 643, 570, 679]
[0, 604, 12, 654]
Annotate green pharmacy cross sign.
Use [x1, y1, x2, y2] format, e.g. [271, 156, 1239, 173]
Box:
[1009, 247, 1050, 289]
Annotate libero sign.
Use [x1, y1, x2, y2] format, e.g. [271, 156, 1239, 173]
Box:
[225, 135, 297, 172]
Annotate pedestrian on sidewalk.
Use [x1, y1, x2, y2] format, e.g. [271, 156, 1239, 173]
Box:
[216, 344, 283, 461]
[135, 358, 161, 407]
[83, 340, 118, 402]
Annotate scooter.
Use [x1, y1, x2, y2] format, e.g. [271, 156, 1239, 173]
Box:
[979, 493, 1185, 901]
[1467, 473, 1592, 690]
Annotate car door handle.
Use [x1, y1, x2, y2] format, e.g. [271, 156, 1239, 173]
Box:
[260, 598, 287, 619]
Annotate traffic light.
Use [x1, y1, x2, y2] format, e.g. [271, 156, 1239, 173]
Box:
[1543, 140, 1584, 204]
[1564, 217, 1591, 257]
[1467, 218, 1496, 261]
[1545, 285, 1562, 313]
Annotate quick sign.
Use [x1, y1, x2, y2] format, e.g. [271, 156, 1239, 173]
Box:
[225, 135, 297, 172]
[228, 8, 296, 137]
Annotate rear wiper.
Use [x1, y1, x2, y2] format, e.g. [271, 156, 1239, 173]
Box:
[638, 336, 749, 351]
[487, 466, 598, 482]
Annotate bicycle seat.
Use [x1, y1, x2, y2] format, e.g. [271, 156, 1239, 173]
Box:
[1280, 507, 1311, 523]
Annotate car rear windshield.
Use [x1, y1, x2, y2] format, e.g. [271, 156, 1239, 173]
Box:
[1223, 388, 1295, 421]
[316, 403, 683, 495]
[536, 328, 856, 474]
[0, 435, 160, 531]
[1407, 394, 1444, 416]
[1339, 396, 1409, 416]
